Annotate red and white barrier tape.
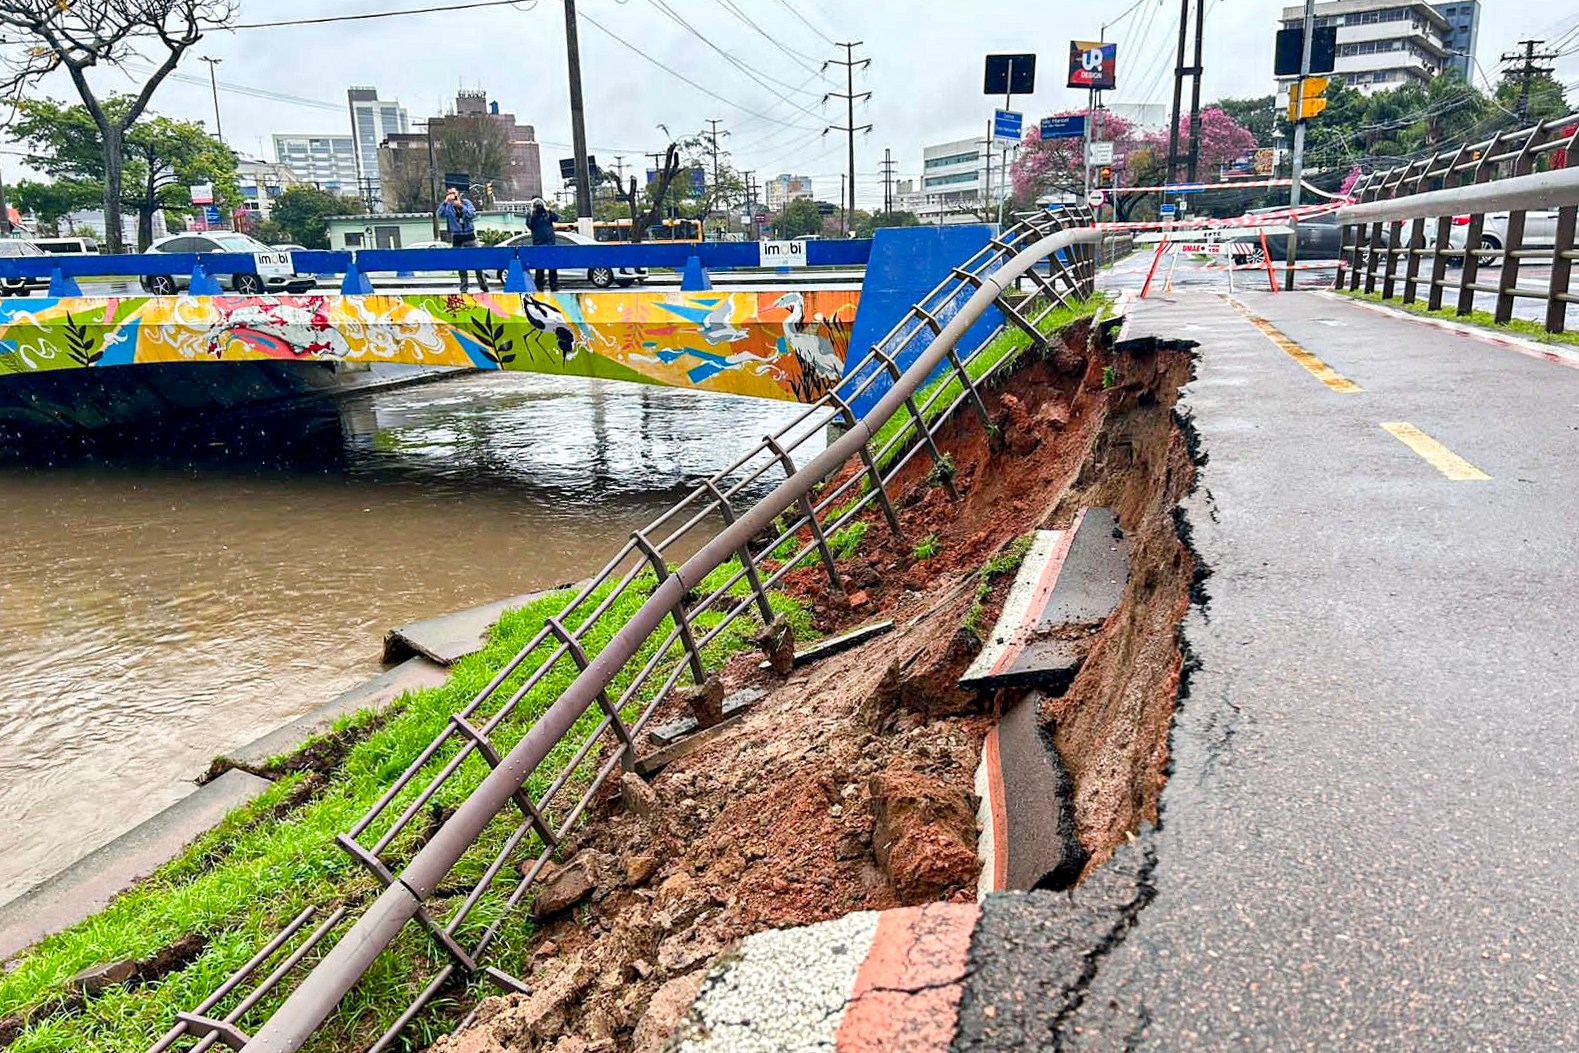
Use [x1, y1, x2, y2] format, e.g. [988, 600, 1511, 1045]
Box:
[1093, 199, 1345, 232]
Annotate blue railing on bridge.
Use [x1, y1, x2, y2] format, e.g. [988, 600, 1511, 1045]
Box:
[0, 239, 874, 297]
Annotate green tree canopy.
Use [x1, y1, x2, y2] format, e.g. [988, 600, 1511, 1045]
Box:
[853, 210, 920, 238]
[11, 96, 237, 249]
[771, 198, 822, 238]
[268, 187, 364, 249]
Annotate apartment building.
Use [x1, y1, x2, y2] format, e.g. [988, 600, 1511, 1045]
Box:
[1278, 0, 1452, 92]
[272, 135, 359, 195]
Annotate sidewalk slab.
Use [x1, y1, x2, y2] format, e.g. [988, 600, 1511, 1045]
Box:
[382, 586, 571, 665]
[959, 508, 1128, 691]
[0, 770, 272, 960]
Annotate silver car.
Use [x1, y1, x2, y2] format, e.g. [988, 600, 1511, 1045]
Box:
[0, 239, 50, 296]
[139, 232, 318, 294]
[1448, 210, 1560, 261]
[495, 230, 647, 288]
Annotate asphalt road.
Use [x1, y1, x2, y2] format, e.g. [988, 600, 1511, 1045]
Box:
[976, 285, 1579, 1051]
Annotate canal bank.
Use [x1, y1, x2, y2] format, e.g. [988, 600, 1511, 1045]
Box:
[0, 372, 825, 903]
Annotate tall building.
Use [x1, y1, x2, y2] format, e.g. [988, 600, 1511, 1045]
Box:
[236, 157, 303, 223]
[895, 138, 1009, 224]
[423, 91, 542, 203]
[272, 134, 359, 194]
[766, 173, 814, 210]
[348, 87, 410, 209]
[1432, 0, 1480, 78]
[1278, 0, 1452, 93]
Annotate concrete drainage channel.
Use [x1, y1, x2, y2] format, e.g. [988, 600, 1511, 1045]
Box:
[425, 327, 1202, 1052]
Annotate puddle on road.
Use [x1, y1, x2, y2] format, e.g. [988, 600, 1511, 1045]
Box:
[0, 372, 822, 902]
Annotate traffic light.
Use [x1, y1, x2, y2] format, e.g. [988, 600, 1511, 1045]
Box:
[1099, 165, 1113, 184]
[1287, 77, 1329, 122]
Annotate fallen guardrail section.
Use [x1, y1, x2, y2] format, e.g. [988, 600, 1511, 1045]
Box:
[147, 207, 1104, 1053]
[1338, 111, 1579, 332]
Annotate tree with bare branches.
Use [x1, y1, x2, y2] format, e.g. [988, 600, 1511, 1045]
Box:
[0, 0, 237, 253]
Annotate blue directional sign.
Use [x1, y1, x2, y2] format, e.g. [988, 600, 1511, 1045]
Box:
[1039, 114, 1086, 139]
[1159, 203, 1177, 217]
[993, 109, 1023, 142]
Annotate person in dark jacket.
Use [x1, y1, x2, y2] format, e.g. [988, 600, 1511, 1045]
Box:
[527, 197, 560, 292]
[438, 187, 488, 294]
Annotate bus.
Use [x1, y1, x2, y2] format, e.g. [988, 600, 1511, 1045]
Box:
[554, 218, 703, 244]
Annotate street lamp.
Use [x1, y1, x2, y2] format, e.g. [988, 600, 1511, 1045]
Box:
[198, 57, 223, 143]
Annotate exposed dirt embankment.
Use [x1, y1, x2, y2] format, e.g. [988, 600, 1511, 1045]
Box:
[429, 322, 1197, 1053]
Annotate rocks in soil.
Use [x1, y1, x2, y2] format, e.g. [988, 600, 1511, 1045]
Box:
[619, 772, 658, 818]
[623, 852, 659, 887]
[529, 854, 602, 919]
[997, 393, 1042, 456]
[674, 676, 725, 728]
[67, 960, 136, 996]
[869, 769, 980, 900]
[632, 973, 706, 1053]
[754, 616, 796, 675]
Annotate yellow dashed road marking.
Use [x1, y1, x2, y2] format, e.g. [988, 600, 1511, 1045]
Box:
[1379, 422, 1491, 481]
[1227, 298, 1364, 393]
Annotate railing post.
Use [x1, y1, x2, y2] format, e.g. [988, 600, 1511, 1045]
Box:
[870, 343, 960, 502]
[1495, 125, 1547, 325]
[544, 615, 638, 770]
[913, 304, 991, 429]
[763, 436, 844, 593]
[630, 530, 708, 685]
[1456, 130, 1505, 318]
[704, 481, 776, 624]
[825, 392, 903, 539]
[1425, 144, 1470, 313]
[1547, 125, 1579, 333]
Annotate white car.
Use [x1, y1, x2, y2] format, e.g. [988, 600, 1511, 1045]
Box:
[495, 230, 646, 288]
[1448, 211, 1560, 261]
[0, 239, 50, 295]
[139, 232, 317, 294]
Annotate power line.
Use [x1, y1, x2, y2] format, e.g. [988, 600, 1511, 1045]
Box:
[1500, 39, 1559, 119]
[645, 0, 830, 121]
[771, 0, 834, 44]
[577, 8, 820, 132]
[710, 0, 822, 73]
[233, 0, 535, 31]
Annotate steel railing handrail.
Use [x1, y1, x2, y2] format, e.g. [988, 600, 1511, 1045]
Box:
[148, 208, 1101, 1053]
[1336, 165, 1579, 225]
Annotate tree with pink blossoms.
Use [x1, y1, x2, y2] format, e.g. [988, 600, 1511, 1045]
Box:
[1145, 107, 1258, 176]
[1010, 108, 1142, 203]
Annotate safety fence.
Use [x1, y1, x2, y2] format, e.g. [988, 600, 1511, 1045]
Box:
[148, 207, 1104, 1053]
[1338, 112, 1579, 333]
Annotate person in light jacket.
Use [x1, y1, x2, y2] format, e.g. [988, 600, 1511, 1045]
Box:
[438, 187, 489, 294]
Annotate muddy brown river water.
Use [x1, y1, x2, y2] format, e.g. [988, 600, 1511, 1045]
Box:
[0, 372, 821, 903]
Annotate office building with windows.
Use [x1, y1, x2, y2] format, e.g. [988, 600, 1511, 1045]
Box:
[1278, 0, 1452, 93]
[896, 138, 1015, 224]
[766, 174, 814, 211]
[348, 87, 410, 209]
[272, 135, 360, 195]
[1432, 0, 1480, 78]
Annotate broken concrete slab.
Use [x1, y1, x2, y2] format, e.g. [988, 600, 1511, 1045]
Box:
[959, 508, 1129, 692]
[0, 769, 273, 959]
[381, 584, 578, 665]
[974, 695, 1087, 897]
[756, 620, 896, 673]
[646, 687, 767, 747]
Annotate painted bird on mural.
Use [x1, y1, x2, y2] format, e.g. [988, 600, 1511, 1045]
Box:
[522, 295, 577, 360]
[698, 298, 750, 344]
[770, 291, 844, 389]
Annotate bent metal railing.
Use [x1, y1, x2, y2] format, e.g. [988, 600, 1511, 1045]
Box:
[149, 207, 1102, 1053]
[1339, 112, 1579, 332]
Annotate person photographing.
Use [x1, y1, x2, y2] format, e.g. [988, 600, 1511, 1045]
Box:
[438, 187, 488, 294]
[528, 197, 560, 292]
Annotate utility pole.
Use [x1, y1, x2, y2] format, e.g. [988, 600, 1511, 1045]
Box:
[880, 148, 897, 215]
[840, 173, 846, 234]
[199, 57, 223, 143]
[704, 118, 730, 235]
[744, 171, 758, 239]
[1500, 39, 1557, 120]
[424, 123, 439, 238]
[1285, 0, 1315, 291]
[1166, 0, 1204, 182]
[563, 0, 594, 222]
[0, 163, 10, 236]
[824, 42, 872, 223]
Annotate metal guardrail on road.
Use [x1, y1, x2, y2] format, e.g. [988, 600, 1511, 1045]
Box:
[1339, 112, 1579, 332]
[148, 208, 1103, 1053]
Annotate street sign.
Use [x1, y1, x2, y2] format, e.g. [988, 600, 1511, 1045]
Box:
[994, 109, 1023, 142]
[1067, 41, 1117, 90]
[1176, 242, 1226, 255]
[1040, 114, 1086, 139]
[252, 250, 294, 278]
[1086, 141, 1115, 166]
[189, 183, 213, 205]
[760, 239, 808, 268]
[1287, 78, 1330, 121]
[1159, 203, 1177, 217]
[203, 205, 222, 225]
[1086, 189, 1106, 207]
[1274, 26, 1336, 76]
[984, 53, 1037, 95]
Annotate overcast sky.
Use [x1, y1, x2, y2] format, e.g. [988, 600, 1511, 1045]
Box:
[14, 0, 1579, 207]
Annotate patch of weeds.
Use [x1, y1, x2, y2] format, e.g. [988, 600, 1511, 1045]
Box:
[962, 534, 1035, 641]
[1102, 365, 1117, 389]
[1339, 288, 1579, 348]
[828, 521, 867, 560]
[926, 453, 955, 488]
[912, 533, 940, 560]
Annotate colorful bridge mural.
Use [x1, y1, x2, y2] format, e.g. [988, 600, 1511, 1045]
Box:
[0, 289, 861, 404]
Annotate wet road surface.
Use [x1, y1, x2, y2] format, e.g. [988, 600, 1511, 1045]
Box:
[0, 372, 819, 902]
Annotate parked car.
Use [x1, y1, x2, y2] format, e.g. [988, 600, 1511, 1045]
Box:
[403, 240, 451, 250]
[1447, 211, 1560, 262]
[1228, 211, 1348, 265]
[270, 243, 309, 253]
[139, 232, 318, 294]
[25, 236, 98, 255]
[494, 230, 646, 288]
[0, 239, 50, 295]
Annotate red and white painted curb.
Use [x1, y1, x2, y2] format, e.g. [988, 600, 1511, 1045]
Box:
[1316, 290, 1579, 371]
[673, 903, 979, 1053]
